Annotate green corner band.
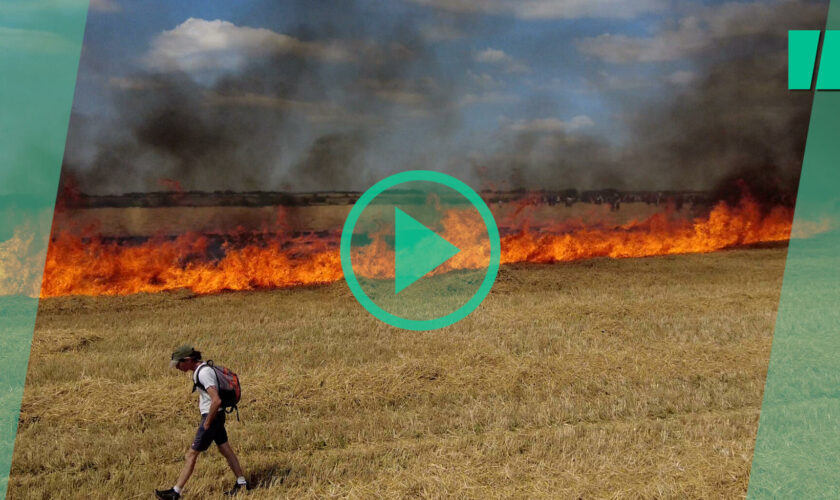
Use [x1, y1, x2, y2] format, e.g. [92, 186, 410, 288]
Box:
[0, 1, 88, 495]
[748, 2, 840, 498]
[817, 31, 840, 90]
[789, 30, 820, 90]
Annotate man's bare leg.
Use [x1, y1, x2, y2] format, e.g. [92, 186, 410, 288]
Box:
[217, 442, 244, 478]
[176, 448, 201, 490]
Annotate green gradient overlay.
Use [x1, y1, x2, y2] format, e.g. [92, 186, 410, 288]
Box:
[0, 1, 88, 495]
[748, 3, 840, 498]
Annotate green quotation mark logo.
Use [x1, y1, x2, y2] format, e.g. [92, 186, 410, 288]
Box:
[789, 30, 840, 90]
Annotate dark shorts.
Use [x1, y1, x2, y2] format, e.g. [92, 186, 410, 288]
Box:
[191, 412, 228, 452]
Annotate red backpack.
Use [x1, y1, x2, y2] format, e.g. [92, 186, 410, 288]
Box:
[193, 360, 242, 418]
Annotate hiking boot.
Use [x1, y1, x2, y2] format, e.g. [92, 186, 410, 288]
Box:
[155, 488, 181, 500]
[224, 481, 251, 496]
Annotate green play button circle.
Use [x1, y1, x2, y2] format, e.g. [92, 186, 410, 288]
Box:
[340, 170, 501, 331]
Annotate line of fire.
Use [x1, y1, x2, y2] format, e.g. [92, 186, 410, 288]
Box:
[27, 182, 796, 298]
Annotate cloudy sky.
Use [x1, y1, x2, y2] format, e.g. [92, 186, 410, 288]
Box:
[63, 0, 828, 193]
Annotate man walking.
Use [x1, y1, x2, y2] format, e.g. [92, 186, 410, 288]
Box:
[156, 345, 250, 499]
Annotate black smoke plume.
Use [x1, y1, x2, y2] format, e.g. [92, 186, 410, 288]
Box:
[480, 0, 827, 201]
[62, 0, 829, 202]
[63, 0, 464, 194]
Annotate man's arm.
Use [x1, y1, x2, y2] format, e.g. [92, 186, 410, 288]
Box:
[203, 386, 223, 429]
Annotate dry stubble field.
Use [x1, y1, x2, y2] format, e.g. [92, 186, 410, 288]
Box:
[9, 247, 785, 499]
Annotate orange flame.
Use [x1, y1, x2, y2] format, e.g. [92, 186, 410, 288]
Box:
[500, 199, 793, 264]
[29, 197, 795, 298]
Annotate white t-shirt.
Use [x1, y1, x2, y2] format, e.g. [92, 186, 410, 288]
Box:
[193, 363, 221, 415]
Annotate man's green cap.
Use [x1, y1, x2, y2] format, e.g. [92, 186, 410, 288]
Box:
[170, 344, 195, 368]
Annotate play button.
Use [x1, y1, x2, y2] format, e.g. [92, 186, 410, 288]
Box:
[394, 207, 460, 294]
[340, 170, 501, 331]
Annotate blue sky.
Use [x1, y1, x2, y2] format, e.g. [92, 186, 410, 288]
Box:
[59, 0, 827, 192]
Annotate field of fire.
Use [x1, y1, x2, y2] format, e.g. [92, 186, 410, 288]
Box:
[1, 0, 832, 499]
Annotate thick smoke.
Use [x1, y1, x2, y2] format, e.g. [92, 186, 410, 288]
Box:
[288, 132, 368, 191]
[480, 0, 827, 197]
[636, 52, 813, 206]
[480, 130, 618, 191]
[64, 0, 464, 194]
[63, 0, 829, 199]
[628, 1, 826, 200]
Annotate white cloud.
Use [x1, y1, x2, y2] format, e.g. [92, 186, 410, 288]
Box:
[409, 0, 664, 20]
[576, 16, 707, 63]
[513, 0, 663, 19]
[576, 1, 827, 63]
[89, 0, 121, 12]
[475, 48, 508, 64]
[143, 18, 353, 73]
[505, 115, 594, 133]
[467, 70, 503, 90]
[475, 48, 530, 74]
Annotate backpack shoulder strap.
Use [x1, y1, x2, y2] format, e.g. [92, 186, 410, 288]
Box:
[192, 363, 210, 392]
